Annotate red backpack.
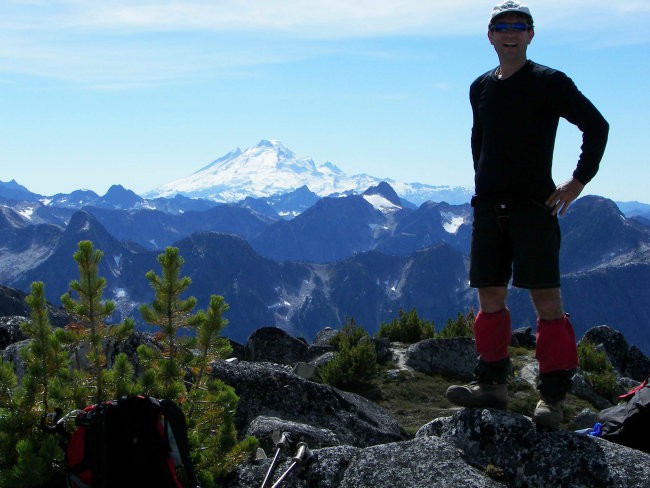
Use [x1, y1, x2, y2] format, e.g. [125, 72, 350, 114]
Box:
[64, 396, 199, 488]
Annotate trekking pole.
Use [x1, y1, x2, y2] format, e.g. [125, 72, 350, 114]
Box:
[40, 408, 84, 433]
[40, 408, 85, 450]
[269, 442, 312, 488]
[260, 432, 293, 488]
[56, 409, 85, 425]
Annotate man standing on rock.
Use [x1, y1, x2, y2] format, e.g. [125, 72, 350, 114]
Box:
[446, 1, 609, 428]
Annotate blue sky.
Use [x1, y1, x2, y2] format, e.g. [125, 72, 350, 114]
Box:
[1, 1, 649, 203]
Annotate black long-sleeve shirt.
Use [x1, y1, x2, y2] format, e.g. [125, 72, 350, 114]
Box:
[470, 60, 609, 201]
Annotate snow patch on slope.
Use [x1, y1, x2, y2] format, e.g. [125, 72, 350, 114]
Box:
[442, 213, 465, 234]
[363, 194, 401, 213]
[17, 207, 35, 220]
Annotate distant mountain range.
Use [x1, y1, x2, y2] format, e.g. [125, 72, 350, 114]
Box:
[1, 177, 649, 354]
[1, 140, 649, 353]
[616, 201, 650, 224]
[2, 139, 648, 214]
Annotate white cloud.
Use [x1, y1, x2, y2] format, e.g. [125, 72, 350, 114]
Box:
[5, 0, 649, 35]
[0, 0, 647, 85]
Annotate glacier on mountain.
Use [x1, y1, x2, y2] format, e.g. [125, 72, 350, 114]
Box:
[441, 212, 465, 234]
[145, 140, 472, 205]
[363, 194, 401, 213]
[16, 207, 35, 220]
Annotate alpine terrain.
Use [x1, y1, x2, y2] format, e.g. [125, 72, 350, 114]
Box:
[0, 141, 649, 352]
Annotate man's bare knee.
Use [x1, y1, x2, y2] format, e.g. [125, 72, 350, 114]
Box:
[530, 288, 564, 320]
[478, 287, 508, 313]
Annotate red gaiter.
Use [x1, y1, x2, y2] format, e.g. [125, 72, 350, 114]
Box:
[473, 309, 511, 363]
[535, 314, 579, 373]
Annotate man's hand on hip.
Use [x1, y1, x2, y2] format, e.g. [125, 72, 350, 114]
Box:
[546, 178, 585, 216]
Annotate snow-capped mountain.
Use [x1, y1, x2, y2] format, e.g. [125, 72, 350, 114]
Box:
[145, 140, 472, 205]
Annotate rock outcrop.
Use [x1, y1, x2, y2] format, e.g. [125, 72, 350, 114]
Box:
[245, 326, 312, 364]
[226, 435, 504, 488]
[511, 326, 536, 348]
[405, 337, 476, 378]
[217, 324, 650, 487]
[226, 407, 650, 488]
[579, 324, 650, 382]
[246, 416, 341, 451]
[417, 408, 650, 488]
[0, 316, 27, 350]
[626, 345, 650, 381]
[210, 359, 408, 448]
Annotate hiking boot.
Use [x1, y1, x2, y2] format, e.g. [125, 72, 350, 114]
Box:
[533, 398, 564, 428]
[446, 382, 508, 409]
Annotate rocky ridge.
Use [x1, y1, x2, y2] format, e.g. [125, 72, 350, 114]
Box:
[217, 325, 650, 487]
[1, 316, 649, 487]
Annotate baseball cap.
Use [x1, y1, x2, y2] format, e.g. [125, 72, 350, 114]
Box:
[490, 1, 533, 24]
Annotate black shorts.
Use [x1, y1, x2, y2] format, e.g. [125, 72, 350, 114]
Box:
[469, 198, 561, 289]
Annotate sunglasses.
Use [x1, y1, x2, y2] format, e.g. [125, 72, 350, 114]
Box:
[490, 22, 530, 33]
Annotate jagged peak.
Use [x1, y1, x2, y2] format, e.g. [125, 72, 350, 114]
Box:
[104, 184, 138, 197]
[287, 185, 315, 196]
[1, 179, 26, 189]
[66, 209, 99, 230]
[363, 182, 402, 207]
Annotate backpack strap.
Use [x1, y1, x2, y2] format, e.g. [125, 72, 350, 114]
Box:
[160, 399, 201, 488]
[617, 377, 649, 402]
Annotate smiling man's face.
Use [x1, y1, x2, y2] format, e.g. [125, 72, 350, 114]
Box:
[488, 12, 535, 65]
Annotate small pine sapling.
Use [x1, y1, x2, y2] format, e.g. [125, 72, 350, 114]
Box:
[138, 246, 198, 401]
[138, 249, 257, 486]
[185, 295, 257, 487]
[186, 294, 232, 418]
[20, 282, 71, 412]
[0, 282, 70, 487]
[61, 240, 134, 404]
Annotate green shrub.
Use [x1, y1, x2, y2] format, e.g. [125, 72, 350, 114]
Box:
[437, 310, 475, 339]
[319, 319, 378, 388]
[578, 340, 618, 400]
[329, 318, 368, 350]
[377, 308, 435, 343]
